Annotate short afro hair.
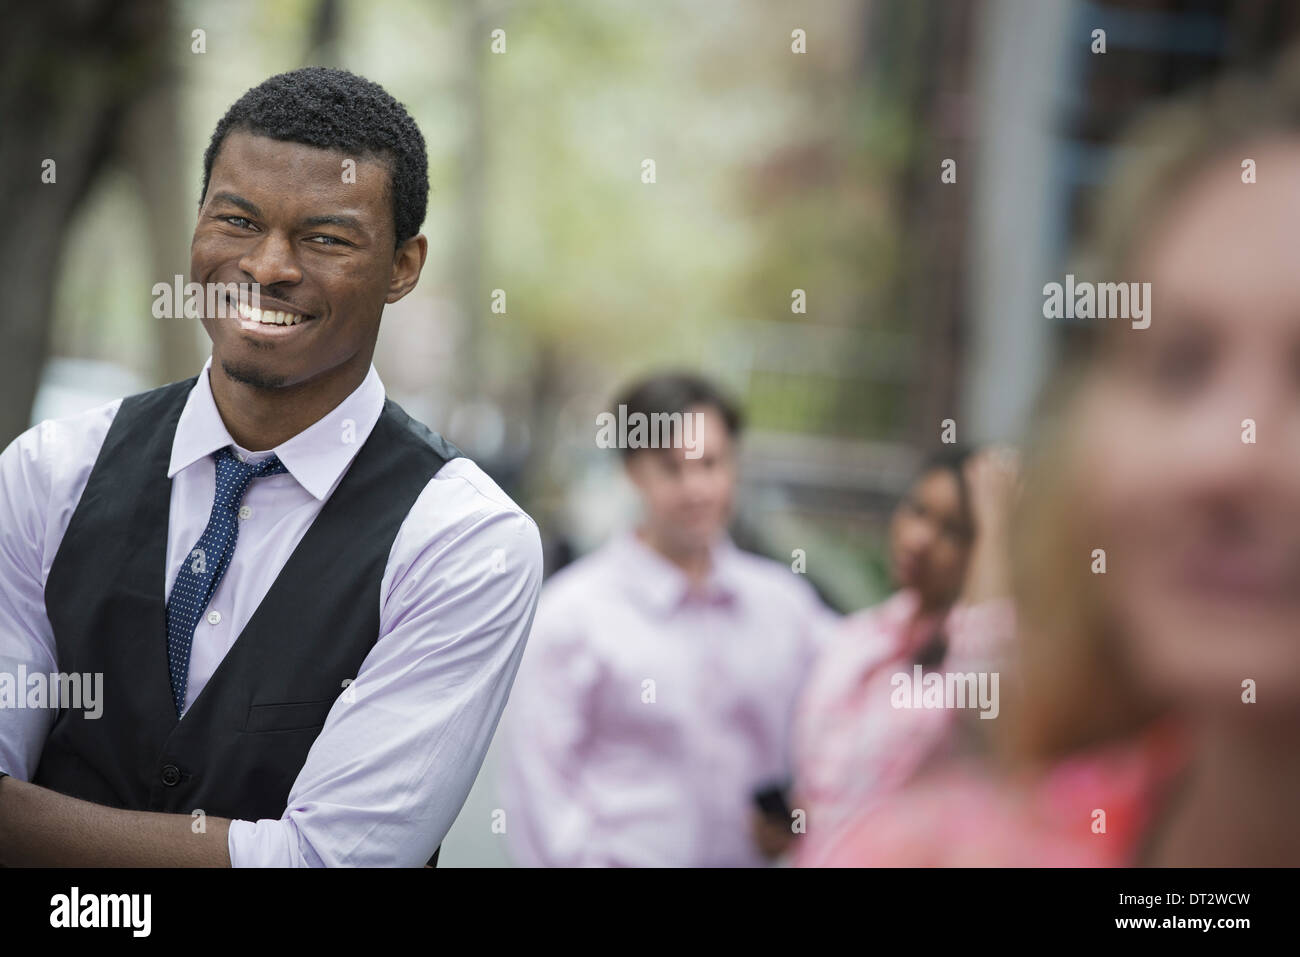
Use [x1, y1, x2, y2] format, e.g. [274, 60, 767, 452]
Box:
[200, 67, 427, 247]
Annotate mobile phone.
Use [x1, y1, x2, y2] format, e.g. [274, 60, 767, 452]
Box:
[753, 780, 793, 822]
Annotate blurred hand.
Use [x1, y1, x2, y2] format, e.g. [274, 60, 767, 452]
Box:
[959, 446, 1020, 605]
[750, 808, 798, 861]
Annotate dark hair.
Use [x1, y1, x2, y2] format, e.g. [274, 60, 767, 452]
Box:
[907, 444, 975, 535]
[906, 444, 977, 669]
[199, 67, 428, 247]
[612, 372, 744, 459]
[913, 444, 974, 487]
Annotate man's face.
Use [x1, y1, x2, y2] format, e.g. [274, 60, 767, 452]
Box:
[191, 130, 425, 390]
[624, 405, 737, 554]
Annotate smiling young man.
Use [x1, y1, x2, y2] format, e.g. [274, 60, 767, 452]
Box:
[0, 68, 543, 866]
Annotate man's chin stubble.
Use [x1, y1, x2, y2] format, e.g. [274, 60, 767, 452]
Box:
[220, 357, 289, 391]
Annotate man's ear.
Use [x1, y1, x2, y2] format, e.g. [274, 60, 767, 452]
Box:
[386, 233, 428, 304]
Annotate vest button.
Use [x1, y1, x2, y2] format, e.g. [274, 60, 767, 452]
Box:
[161, 764, 181, 786]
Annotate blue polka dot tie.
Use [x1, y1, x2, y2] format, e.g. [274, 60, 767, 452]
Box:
[165, 446, 288, 717]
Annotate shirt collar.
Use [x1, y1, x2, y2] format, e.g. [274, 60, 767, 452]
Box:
[167, 355, 386, 500]
[614, 529, 743, 614]
[883, 588, 951, 655]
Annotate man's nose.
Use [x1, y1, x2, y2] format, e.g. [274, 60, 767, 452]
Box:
[238, 231, 303, 287]
[678, 460, 706, 489]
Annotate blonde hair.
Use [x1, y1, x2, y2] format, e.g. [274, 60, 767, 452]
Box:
[1081, 53, 1300, 291]
[999, 49, 1300, 765]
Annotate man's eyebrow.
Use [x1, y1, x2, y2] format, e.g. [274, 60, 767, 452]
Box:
[299, 213, 365, 231]
[209, 192, 262, 218]
[209, 191, 367, 233]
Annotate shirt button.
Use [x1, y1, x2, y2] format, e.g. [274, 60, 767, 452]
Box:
[161, 764, 181, 787]
[207, 610, 222, 625]
[238, 505, 252, 520]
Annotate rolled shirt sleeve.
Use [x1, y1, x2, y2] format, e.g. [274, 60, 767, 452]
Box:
[0, 405, 118, 780]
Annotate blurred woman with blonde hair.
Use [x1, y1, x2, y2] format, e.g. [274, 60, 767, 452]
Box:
[816, 50, 1300, 867]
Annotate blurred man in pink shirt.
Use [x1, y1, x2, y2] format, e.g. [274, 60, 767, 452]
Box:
[499, 373, 838, 866]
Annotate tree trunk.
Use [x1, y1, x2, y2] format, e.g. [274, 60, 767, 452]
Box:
[0, 0, 171, 442]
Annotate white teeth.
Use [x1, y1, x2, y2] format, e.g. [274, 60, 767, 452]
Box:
[235, 302, 307, 326]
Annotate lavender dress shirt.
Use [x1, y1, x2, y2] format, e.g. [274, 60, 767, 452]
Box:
[0, 356, 543, 866]
[499, 530, 838, 866]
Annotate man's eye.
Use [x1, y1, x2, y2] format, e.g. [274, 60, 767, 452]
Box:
[308, 235, 348, 246]
[220, 215, 253, 228]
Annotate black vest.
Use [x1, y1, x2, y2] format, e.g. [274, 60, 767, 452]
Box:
[34, 375, 462, 867]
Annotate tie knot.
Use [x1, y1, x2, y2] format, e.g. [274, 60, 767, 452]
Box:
[212, 446, 288, 507]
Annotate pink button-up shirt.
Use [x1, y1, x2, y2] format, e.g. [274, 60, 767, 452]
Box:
[792, 590, 1014, 865]
[498, 530, 838, 866]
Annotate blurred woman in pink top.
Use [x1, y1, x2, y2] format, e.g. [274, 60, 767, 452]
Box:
[787, 445, 1019, 865]
[814, 52, 1300, 867]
